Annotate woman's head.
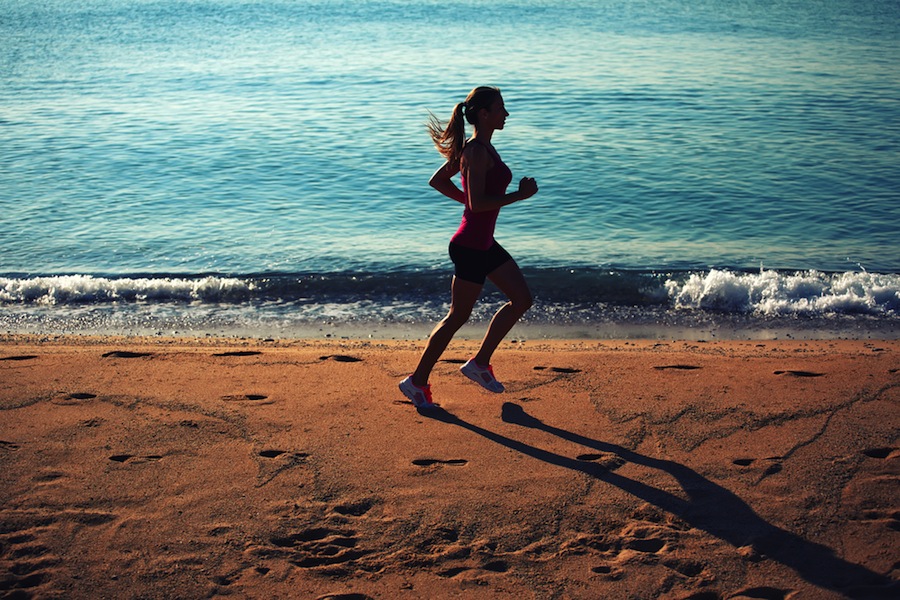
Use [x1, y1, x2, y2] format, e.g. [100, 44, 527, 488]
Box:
[428, 86, 504, 164]
[462, 86, 503, 126]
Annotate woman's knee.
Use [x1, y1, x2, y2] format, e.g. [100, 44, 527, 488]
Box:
[443, 305, 473, 328]
[521, 292, 534, 312]
[519, 294, 534, 314]
[508, 291, 533, 315]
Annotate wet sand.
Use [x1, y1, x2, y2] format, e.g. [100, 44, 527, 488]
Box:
[1, 335, 898, 599]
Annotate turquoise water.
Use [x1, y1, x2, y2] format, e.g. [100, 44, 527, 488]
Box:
[1, 0, 899, 338]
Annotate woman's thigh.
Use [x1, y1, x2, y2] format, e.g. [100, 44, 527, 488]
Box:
[448, 275, 483, 318]
[487, 259, 531, 305]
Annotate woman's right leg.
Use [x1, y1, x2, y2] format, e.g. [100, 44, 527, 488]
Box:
[473, 258, 532, 368]
[411, 275, 482, 387]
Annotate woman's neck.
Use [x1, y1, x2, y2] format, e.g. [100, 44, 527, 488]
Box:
[472, 127, 493, 145]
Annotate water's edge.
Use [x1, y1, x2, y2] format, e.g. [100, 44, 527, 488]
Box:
[2, 268, 897, 340]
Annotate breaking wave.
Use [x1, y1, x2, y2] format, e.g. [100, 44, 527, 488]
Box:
[0, 275, 254, 305]
[1, 268, 897, 318]
[665, 269, 900, 317]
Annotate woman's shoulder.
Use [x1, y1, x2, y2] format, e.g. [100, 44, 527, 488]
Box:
[462, 139, 493, 164]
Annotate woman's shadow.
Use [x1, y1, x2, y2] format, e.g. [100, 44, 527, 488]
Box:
[420, 402, 896, 599]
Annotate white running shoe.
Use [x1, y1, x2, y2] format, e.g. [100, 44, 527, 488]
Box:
[460, 359, 505, 393]
[399, 376, 436, 408]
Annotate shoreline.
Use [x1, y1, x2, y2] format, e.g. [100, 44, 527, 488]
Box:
[2, 268, 898, 344]
[3, 311, 899, 343]
[3, 331, 900, 351]
[2, 335, 898, 599]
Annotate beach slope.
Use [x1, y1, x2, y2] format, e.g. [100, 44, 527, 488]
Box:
[1, 336, 898, 599]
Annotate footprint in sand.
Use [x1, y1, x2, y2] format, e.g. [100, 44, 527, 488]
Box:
[259, 449, 287, 458]
[222, 394, 274, 405]
[258, 449, 310, 460]
[662, 557, 705, 578]
[738, 457, 784, 482]
[209, 574, 235, 586]
[0, 354, 38, 361]
[33, 470, 65, 484]
[270, 526, 368, 568]
[773, 370, 824, 377]
[255, 450, 311, 487]
[2, 509, 116, 595]
[623, 537, 666, 553]
[590, 563, 624, 580]
[734, 457, 786, 476]
[1, 440, 21, 451]
[319, 355, 363, 363]
[863, 447, 898, 459]
[213, 350, 263, 357]
[858, 509, 900, 532]
[576, 453, 626, 471]
[332, 499, 376, 517]
[412, 458, 468, 467]
[101, 351, 152, 358]
[481, 559, 510, 573]
[437, 560, 510, 579]
[654, 364, 701, 371]
[730, 587, 791, 600]
[437, 566, 470, 578]
[1, 521, 60, 595]
[52, 392, 98, 405]
[109, 454, 163, 464]
[533, 366, 582, 373]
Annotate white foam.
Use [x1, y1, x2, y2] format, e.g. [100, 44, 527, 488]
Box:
[0, 275, 253, 305]
[665, 269, 900, 316]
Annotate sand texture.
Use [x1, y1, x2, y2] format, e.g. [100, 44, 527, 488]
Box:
[1, 336, 898, 599]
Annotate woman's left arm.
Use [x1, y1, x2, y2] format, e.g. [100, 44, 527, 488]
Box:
[429, 161, 466, 205]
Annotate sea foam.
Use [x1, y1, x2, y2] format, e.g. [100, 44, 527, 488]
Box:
[665, 269, 900, 316]
[0, 275, 253, 305]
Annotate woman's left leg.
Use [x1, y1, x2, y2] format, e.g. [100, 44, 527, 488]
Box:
[411, 275, 483, 387]
[473, 259, 532, 367]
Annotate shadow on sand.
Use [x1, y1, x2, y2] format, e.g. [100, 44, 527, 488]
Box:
[421, 402, 897, 599]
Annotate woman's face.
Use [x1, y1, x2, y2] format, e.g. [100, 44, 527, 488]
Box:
[480, 96, 508, 131]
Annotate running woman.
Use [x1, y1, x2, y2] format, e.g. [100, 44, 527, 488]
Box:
[399, 86, 538, 409]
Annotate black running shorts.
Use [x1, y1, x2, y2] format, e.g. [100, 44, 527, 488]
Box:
[448, 241, 513, 285]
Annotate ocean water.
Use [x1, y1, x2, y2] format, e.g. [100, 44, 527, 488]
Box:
[2, 0, 899, 339]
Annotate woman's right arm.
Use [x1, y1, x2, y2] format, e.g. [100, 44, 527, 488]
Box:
[429, 161, 466, 205]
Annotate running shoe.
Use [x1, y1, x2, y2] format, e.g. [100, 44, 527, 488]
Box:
[399, 376, 436, 408]
[460, 359, 505, 393]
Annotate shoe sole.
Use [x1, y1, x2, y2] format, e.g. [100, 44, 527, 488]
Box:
[460, 366, 504, 393]
[399, 380, 436, 408]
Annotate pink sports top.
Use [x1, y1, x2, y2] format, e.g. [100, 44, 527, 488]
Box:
[451, 140, 513, 250]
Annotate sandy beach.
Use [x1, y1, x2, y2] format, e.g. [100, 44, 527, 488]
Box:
[1, 334, 897, 599]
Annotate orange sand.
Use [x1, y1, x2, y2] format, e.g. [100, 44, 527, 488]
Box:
[1, 335, 898, 599]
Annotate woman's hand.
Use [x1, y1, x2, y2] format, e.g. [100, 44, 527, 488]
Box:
[518, 177, 538, 199]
